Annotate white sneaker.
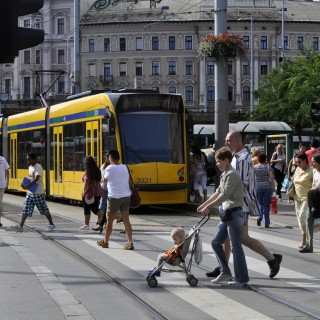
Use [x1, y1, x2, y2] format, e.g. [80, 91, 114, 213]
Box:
[11, 224, 23, 233]
[79, 224, 89, 230]
[228, 280, 248, 287]
[45, 224, 55, 232]
[211, 273, 232, 284]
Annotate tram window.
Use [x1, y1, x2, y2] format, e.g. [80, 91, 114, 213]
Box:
[74, 122, 86, 171]
[17, 131, 33, 169]
[102, 118, 117, 159]
[64, 124, 74, 171]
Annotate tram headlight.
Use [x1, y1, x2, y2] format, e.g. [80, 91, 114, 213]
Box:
[177, 167, 185, 181]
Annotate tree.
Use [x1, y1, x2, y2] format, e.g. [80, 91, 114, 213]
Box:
[251, 50, 320, 138]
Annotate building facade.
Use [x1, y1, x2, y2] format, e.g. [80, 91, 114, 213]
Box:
[1, 0, 320, 122]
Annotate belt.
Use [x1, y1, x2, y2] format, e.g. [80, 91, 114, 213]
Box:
[226, 207, 242, 213]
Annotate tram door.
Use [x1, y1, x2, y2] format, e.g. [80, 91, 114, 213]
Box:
[9, 133, 18, 190]
[52, 126, 64, 196]
[86, 121, 100, 166]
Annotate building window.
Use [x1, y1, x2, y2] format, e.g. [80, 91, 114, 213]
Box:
[119, 62, 127, 77]
[88, 63, 96, 77]
[169, 36, 175, 50]
[185, 60, 193, 75]
[260, 36, 267, 50]
[23, 19, 31, 28]
[242, 60, 250, 75]
[243, 35, 249, 49]
[24, 51, 30, 64]
[34, 18, 41, 29]
[152, 61, 160, 75]
[104, 38, 111, 52]
[169, 86, 176, 93]
[227, 61, 233, 75]
[297, 36, 304, 50]
[58, 78, 65, 94]
[284, 35, 289, 49]
[5, 79, 11, 96]
[119, 38, 126, 51]
[135, 62, 142, 76]
[104, 63, 111, 81]
[207, 86, 215, 101]
[228, 86, 233, 102]
[243, 86, 250, 102]
[260, 60, 268, 75]
[35, 49, 41, 64]
[312, 37, 319, 51]
[152, 37, 159, 50]
[24, 77, 31, 96]
[207, 61, 214, 75]
[57, 18, 65, 34]
[185, 36, 192, 50]
[136, 37, 143, 51]
[88, 39, 95, 53]
[168, 61, 176, 75]
[185, 86, 193, 101]
[58, 50, 65, 64]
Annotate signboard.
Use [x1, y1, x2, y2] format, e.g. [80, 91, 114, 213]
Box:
[265, 134, 289, 164]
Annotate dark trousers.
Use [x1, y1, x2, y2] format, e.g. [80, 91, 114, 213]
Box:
[273, 168, 285, 199]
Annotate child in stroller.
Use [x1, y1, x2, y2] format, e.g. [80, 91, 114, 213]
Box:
[147, 215, 209, 287]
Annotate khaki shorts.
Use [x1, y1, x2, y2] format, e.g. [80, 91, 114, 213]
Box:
[107, 197, 130, 214]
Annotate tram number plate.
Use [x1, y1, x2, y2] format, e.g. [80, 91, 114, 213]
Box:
[136, 178, 151, 184]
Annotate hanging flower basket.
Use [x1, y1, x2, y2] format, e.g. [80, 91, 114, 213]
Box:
[198, 33, 248, 59]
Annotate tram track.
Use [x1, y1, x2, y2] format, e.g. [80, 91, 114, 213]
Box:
[3, 198, 320, 319]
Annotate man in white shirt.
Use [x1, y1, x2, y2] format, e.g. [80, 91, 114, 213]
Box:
[0, 155, 10, 227]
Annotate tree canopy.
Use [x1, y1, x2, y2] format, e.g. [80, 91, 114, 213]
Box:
[250, 50, 320, 135]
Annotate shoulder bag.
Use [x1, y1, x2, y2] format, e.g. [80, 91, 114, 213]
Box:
[126, 165, 141, 209]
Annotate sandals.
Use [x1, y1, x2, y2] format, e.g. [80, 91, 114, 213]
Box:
[97, 239, 108, 248]
[123, 242, 134, 250]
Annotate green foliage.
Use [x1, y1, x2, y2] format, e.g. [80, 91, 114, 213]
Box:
[250, 49, 320, 132]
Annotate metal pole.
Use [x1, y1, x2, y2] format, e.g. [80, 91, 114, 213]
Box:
[250, 17, 254, 115]
[281, 0, 285, 61]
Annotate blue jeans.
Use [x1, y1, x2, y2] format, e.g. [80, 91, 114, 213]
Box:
[256, 188, 272, 227]
[211, 209, 249, 284]
[99, 189, 108, 211]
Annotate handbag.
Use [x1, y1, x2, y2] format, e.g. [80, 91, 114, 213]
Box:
[126, 165, 141, 209]
[286, 183, 295, 198]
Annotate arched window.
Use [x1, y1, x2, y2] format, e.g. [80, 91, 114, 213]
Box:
[185, 86, 193, 101]
[243, 86, 250, 102]
[207, 86, 215, 101]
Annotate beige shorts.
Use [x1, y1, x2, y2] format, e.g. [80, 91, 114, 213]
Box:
[107, 197, 130, 214]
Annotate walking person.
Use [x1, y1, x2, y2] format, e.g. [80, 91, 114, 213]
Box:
[291, 152, 313, 249]
[301, 154, 320, 253]
[270, 144, 286, 201]
[92, 156, 110, 232]
[198, 147, 249, 286]
[0, 155, 10, 228]
[305, 139, 320, 165]
[206, 132, 282, 279]
[190, 145, 208, 202]
[254, 153, 275, 228]
[80, 156, 104, 230]
[12, 152, 55, 232]
[97, 150, 134, 250]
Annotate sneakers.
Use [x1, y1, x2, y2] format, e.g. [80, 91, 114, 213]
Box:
[97, 239, 108, 248]
[148, 269, 161, 277]
[206, 266, 221, 278]
[228, 280, 248, 287]
[257, 218, 262, 227]
[268, 253, 282, 278]
[45, 224, 55, 232]
[92, 225, 103, 232]
[11, 224, 23, 232]
[211, 273, 232, 284]
[123, 242, 134, 250]
[79, 224, 89, 230]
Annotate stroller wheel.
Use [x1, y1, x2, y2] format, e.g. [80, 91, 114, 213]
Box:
[147, 276, 158, 288]
[187, 275, 198, 287]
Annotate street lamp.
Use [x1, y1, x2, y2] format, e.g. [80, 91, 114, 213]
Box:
[238, 17, 254, 115]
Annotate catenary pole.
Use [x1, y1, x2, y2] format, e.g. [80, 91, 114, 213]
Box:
[214, 0, 229, 150]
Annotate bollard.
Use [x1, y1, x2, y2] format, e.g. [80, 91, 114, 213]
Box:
[271, 193, 278, 214]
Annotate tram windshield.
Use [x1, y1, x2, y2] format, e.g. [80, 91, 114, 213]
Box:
[118, 111, 184, 164]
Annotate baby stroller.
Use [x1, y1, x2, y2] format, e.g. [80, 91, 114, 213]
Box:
[146, 214, 210, 288]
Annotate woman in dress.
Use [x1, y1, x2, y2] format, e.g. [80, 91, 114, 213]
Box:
[270, 144, 286, 201]
[292, 152, 313, 248]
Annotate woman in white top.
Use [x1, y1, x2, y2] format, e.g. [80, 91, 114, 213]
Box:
[301, 154, 320, 253]
[270, 144, 286, 200]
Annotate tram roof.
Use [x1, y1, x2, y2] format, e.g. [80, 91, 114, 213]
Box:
[194, 121, 293, 135]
